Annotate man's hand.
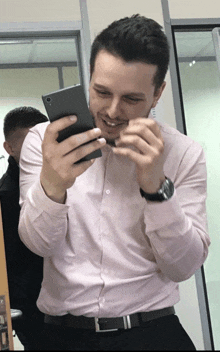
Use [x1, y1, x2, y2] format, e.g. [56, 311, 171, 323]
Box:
[40, 115, 106, 203]
[113, 118, 165, 193]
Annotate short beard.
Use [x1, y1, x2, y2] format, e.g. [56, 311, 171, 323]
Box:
[91, 113, 116, 147]
[105, 139, 116, 147]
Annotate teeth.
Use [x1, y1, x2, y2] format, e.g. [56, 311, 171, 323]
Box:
[106, 121, 117, 126]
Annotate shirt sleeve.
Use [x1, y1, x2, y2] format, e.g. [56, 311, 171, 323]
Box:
[143, 141, 210, 282]
[18, 124, 69, 257]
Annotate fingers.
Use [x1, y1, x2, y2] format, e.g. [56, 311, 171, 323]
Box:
[61, 127, 103, 157]
[113, 144, 145, 164]
[128, 118, 162, 139]
[115, 118, 164, 155]
[43, 115, 104, 160]
[65, 136, 106, 164]
[44, 115, 78, 144]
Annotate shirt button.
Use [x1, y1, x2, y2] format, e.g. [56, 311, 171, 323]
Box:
[106, 190, 110, 194]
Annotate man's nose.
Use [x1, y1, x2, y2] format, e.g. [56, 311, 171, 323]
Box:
[106, 98, 121, 119]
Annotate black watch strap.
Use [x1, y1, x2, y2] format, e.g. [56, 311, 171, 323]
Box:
[140, 177, 174, 202]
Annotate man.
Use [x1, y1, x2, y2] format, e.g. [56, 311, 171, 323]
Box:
[0, 106, 48, 350]
[18, 15, 210, 351]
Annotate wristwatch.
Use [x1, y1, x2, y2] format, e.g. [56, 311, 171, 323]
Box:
[140, 177, 174, 202]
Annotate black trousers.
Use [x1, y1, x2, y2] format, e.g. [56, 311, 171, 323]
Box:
[12, 312, 45, 350]
[35, 314, 196, 351]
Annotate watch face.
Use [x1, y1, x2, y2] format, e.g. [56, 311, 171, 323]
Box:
[161, 178, 174, 200]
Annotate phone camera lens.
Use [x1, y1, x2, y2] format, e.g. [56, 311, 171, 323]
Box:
[46, 97, 51, 103]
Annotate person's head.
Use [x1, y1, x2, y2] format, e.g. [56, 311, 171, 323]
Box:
[3, 106, 48, 163]
[89, 14, 170, 145]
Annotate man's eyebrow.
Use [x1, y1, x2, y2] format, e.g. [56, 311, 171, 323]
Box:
[123, 92, 145, 99]
[93, 84, 145, 98]
[93, 84, 109, 90]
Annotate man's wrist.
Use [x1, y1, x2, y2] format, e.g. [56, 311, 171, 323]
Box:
[140, 176, 166, 195]
[40, 177, 66, 204]
[140, 177, 174, 202]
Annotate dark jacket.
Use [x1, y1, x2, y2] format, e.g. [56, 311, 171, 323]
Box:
[0, 156, 43, 318]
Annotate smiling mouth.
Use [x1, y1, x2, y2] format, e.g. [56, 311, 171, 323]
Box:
[105, 121, 118, 127]
[104, 120, 125, 127]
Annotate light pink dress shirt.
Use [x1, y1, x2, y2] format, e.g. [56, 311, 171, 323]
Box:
[18, 117, 210, 318]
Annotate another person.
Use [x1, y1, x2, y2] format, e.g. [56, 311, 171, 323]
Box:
[0, 106, 48, 350]
[18, 15, 210, 351]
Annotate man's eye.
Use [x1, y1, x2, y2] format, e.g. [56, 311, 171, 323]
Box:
[126, 97, 142, 103]
[95, 89, 110, 96]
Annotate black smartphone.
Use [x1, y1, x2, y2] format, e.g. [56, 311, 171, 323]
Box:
[42, 84, 102, 163]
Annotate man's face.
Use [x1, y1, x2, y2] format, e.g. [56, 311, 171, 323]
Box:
[89, 50, 165, 145]
[4, 127, 30, 164]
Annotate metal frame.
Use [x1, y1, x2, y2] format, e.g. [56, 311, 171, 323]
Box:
[178, 56, 216, 62]
[161, 0, 186, 134]
[212, 27, 220, 73]
[79, 0, 92, 102]
[161, 1, 220, 350]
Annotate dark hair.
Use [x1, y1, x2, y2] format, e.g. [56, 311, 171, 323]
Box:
[90, 14, 170, 93]
[3, 106, 48, 140]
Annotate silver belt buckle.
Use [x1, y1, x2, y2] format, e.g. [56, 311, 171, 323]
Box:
[94, 317, 118, 332]
[94, 317, 101, 332]
[123, 315, 131, 329]
[94, 316, 131, 332]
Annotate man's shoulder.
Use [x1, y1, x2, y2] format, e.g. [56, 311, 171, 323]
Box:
[156, 119, 186, 138]
[29, 120, 50, 138]
[0, 172, 17, 193]
[0, 157, 19, 194]
[0, 173, 8, 191]
[156, 119, 201, 150]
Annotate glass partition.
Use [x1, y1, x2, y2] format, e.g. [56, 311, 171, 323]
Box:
[0, 35, 81, 176]
[173, 27, 220, 350]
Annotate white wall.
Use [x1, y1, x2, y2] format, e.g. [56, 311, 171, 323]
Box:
[0, 0, 81, 22]
[2, 0, 220, 350]
[168, 0, 220, 18]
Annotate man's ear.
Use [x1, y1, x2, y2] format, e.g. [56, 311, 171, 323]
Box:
[3, 141, 13, 156]
[89, 64, 92, 81]
[152, 81, 166, 108]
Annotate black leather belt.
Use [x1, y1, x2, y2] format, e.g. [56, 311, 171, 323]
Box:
[44, 306, 175, 332]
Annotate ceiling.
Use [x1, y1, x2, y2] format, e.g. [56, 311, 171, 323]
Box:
[0, 38, 78, 65]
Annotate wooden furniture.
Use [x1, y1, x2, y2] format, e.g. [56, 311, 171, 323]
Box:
[0, 203, 14, 350]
